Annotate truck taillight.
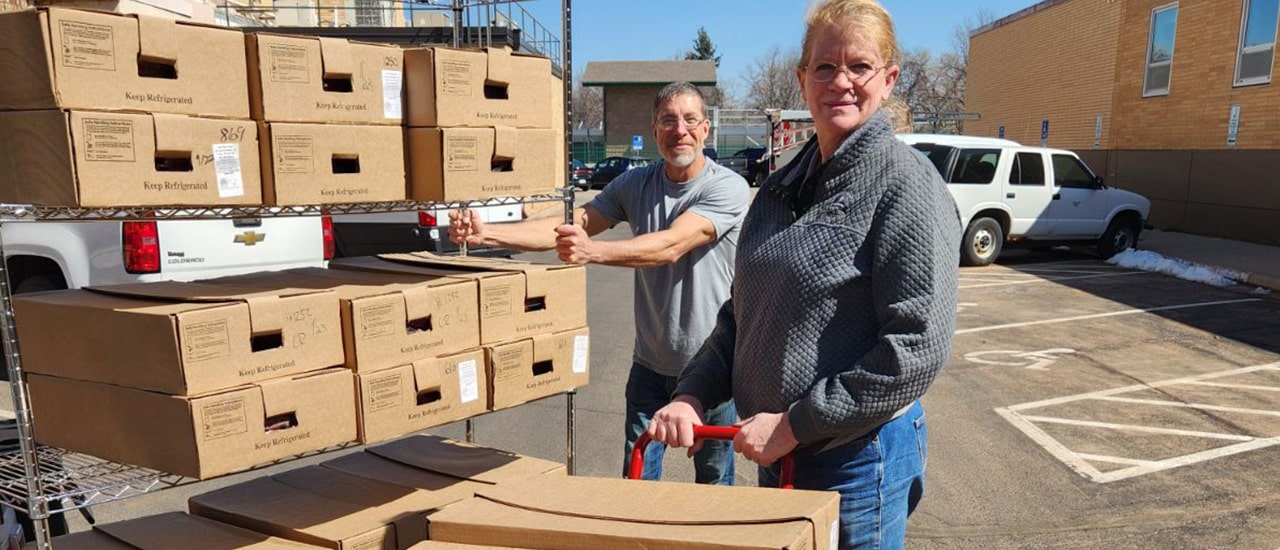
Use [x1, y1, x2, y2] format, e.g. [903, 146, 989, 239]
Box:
[321, 215, 335, 260]
[417, 211, 437, 227]
[123, 221, 160, 274]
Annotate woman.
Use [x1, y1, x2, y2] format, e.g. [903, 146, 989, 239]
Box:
[645, 1, 960, 548]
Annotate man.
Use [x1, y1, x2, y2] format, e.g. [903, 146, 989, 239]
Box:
[448, 82, 750, 484]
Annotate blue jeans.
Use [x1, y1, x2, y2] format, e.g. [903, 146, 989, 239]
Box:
[623, 362, 736, 484]
[759, 401, 927, 550]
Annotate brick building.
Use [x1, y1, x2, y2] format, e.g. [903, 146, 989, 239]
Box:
[966, 0, 1280, 245]
[582, 61, 716, 159]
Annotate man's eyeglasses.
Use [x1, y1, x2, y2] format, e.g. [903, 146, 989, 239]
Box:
[655, 117, 706, 131]
[806, 62, 885, 84]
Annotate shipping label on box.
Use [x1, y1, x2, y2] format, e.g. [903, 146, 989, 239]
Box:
[247, 34, 403, 125]
[260, 122, 406, 205]
[427, 476, 842, 550]
[14, 282, 344, 395]
[0, 8, 249, 117]
[408, 127, 557, 202]
[357, 349, 487, 444]
[29, 368, 357, 479]
[0, 110, 262, 207]
[404, 47, 551, 128]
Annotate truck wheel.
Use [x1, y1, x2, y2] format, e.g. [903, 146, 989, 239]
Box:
[14, 274, 67, 294]
[751, 170, 765, 187]
[961, 217, 1003, 267]
[1098, 217, 1141, 259]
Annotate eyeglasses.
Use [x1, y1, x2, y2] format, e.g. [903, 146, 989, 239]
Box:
[805, 62, 885, 84]
[655, 117, 706, 131]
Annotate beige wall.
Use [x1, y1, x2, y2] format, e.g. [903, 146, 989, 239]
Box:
[603, 85, 661, 157]
[966, 0, 1124, 149]
[1111, 0, 1280, 149]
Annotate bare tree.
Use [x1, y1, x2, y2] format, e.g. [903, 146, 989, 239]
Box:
[742, 45, 803, 111]
[571, 70, 602, 133]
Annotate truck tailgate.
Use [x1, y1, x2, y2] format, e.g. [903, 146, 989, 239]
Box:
[157, 217, 325, 278]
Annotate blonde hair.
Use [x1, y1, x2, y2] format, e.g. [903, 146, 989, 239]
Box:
[799, 0, 900, 69]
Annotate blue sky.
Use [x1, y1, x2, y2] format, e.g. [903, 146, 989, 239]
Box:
[517, 0, 1044, 87]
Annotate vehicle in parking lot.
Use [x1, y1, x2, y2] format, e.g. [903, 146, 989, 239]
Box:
[589, 156, 652, 188]
[898, 134, 1151, 266]
[571, 158, 592, 190]
[721, 147, 769, 186]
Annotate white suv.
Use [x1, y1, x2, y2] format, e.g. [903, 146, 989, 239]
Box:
[899, 134, 1150, 266]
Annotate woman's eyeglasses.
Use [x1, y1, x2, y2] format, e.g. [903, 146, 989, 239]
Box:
[806, 62, 885, 84]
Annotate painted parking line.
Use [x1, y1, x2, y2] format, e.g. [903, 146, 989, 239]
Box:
[960, 270, 1148, 290]
[996, 362, 1280, 483]
[955, 298, 1262, 335]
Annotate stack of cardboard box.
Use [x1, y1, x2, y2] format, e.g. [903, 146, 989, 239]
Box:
[246, 33, 408, 205]
[0, 7, 262, 207]
[12, 281, 358, 479]
[404, 46, 563, 202]
[330, 252, 589, 411]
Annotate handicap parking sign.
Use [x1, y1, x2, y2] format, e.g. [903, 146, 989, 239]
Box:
[631, 135, 643, 151]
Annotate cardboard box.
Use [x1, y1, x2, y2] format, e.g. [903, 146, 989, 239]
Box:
[427, 476, 842, 550]
[409, 543, 532, 550]
[52, 512, 324, 549]
[259, 121, 406, 205]
[246, 33, 403, 125]
[330, 253, 586, 345]
[190, 465, 480, 550]
[356, 349, 487, 444]
[354, 434, 566, 483]
[29, 368, 357, 479]
[206, 268, 480, 373]
[404, 47, 551, 129]
[487, 327, 589, 411]
[13, 281, 344, 395]
[407, 127, 557, 202]
[39, 0, 219, 24]
[0, 7, 249, 117]
[0, 110, 262, 207]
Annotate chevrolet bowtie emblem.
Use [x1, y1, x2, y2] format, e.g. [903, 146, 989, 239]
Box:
[234, 231, 266, 246]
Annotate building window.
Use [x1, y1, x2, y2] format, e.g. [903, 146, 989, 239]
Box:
[1143, 3, 1179, 97]
[1236, 0, 1280, 85]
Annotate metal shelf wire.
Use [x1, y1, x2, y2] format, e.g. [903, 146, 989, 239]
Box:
[0, 191, 566, 222]
[0, 438, 361, 514]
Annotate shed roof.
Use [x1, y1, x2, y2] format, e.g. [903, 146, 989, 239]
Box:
[582, 60, 717, 86]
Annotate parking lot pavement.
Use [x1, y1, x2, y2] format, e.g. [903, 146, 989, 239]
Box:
[912, 252, 1280, 548]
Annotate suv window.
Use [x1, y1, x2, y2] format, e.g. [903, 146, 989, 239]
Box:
[951, 149, 1000, 184]
[1009, 152, 1046, 186]
[910, 144, 954, 178]
[1052, 154, 1095, 188]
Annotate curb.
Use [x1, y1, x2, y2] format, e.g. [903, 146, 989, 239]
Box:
[1246, 273, 1280, 293]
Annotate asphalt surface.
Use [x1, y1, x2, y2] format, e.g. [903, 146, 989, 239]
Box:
[13, 189, 1280, 548]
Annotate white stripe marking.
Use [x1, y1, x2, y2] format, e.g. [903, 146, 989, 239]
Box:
[1093, 395, 1280, 418]
[1018, 415, 1256, 441]
[1184, 381, 1280, 393]
[956, 298, 1262, 334]
[960, 271, 1147, 289]
[1006, 363, 1280, 411]
[1073, 453, 1161, 467]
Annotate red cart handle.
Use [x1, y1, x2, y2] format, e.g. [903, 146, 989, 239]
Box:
[629, 425, 795, 489]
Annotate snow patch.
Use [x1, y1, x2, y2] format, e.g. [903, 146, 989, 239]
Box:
[1106, 249, 1245, 287]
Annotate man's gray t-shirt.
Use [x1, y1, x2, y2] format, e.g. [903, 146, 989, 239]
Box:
[588, 160, 750, 376]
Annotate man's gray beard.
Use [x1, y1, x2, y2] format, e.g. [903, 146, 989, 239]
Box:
[666, 150, 696, 168]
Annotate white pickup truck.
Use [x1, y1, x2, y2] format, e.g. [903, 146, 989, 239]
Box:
[899, 134, 1151, 266]
[1, 215, 331, 293]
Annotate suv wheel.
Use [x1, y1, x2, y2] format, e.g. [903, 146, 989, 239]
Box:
[961, 217, 1003, 267]
[1098, 217, 1141, 259]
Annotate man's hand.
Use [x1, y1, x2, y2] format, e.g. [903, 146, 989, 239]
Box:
[447, 209, 486, 247]
[646, 395, 707, 458]
[733, 412, 799, 466]
[555, 224, 599, 264]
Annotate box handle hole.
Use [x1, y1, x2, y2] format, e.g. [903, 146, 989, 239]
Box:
[251, 332, 284, 352]
[154, 154, 193, 172]
[322, 77, 353, 93]
[524, 296, 546, 312]
[532, 360, 553, 376]
[406, 315, 433, 334]
[483, 83, 509, 99]
[264, 412, 297, 432]
[332, 155, 361, 174]
[490, 160, 514, 173]
[416, 387, 443, 406]
[138, 59, 177, 79]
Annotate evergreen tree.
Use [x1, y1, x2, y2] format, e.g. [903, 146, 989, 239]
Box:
[685, 27, 721, 68]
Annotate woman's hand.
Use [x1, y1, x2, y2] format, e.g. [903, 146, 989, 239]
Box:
[646, 394, 707, 457]
[734, 412, 799, 466]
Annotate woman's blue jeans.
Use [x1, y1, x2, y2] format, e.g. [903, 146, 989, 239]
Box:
[623, 362, 736, 484]
[759, 401, 927, 550]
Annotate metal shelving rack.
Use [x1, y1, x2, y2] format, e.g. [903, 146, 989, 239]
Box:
[0, 2, 577, 545]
